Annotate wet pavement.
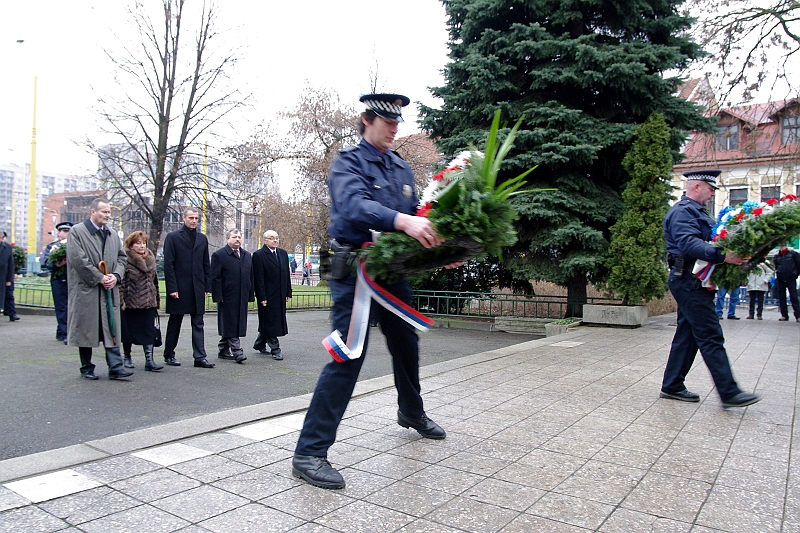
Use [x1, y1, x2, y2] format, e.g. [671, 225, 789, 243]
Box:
[0, 309, 797, 532]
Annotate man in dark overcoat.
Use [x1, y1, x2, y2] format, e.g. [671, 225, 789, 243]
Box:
[252, 230, 292, 360]
[66, 199, 131, 380]
[0, 231, 14, 317]
[773, 243, 800, 321]
[162, 207, 215, 368]
[211, 229, 254, 363]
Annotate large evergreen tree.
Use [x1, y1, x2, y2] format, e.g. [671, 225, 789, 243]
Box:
[421, 0, 711, 313]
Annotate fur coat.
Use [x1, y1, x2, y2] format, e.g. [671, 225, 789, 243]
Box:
[120, 249, 160, 311]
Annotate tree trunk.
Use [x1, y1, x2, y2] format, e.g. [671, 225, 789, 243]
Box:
[566, 273, 588, 318]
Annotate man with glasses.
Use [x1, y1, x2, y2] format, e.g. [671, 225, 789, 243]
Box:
[252, 230, 292, 360]
[661, 169, 761, 408]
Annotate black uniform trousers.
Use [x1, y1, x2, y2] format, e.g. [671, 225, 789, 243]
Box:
[164, 313, 208, 360]
[775, 277, 800, 319]
[295, 274, 423, 457]
[662, 273, 741, 401]
[52, 278, 68, 338]
[4, 280, 17, 318]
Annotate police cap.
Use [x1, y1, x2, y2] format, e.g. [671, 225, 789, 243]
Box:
[359, 93, 410, 122]
[683, 169, 721, 190]
[55, 221, 73, 232]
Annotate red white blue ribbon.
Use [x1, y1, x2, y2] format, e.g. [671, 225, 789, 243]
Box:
[322, 259, 434, 362]
[692, 259, 716, 289]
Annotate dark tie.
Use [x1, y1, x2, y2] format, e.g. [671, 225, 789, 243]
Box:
[234, 249, 240, 258]
[273, 250, 278, 261]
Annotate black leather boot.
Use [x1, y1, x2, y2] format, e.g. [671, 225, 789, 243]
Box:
[144, 345, 163, 371]
[123, 342, 135, 368]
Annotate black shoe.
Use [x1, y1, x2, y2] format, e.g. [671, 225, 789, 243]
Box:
[81, 372, 99, 380]
[109, 369, 133, 380]
[746, 315, 754, 319]
[722, 392, 762, 408]
[779, 317, 789, 321]
[272, 352, 283, 361]
[292, 455, 345, 489]
[659, 389, 700, 402]
[397, 410, 446, 439]
[235, 354, 247, 363]
[757, 316, 763, 320]
[194, 358, 215, 368]
[727, 316, 740, 320]
[257, 348, 269, 354]
[123, 356, 135, 368]
[218, 353, 235, 360]
[164, 356, 181, 366]
[8, 316, 19, 322]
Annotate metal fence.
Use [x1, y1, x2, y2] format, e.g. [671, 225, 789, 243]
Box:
[13, 281, 332, 312]
[413, 290, 617, 319]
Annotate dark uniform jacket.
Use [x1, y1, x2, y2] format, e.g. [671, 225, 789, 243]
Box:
[252, 246, 292, 337]
[329, 140, 418, 246]
[664, 195, 726, 273]
[773, 249, 800, 281]
[41, 240, 67, 281]
[211, 245, 254, 338]
[163, 225, 210, 316]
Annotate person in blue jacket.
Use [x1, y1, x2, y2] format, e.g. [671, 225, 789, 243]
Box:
[292, 93, 456, 489]
[661, 169, 761, 408]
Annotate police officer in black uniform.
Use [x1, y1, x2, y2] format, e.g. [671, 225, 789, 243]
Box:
[662, 169, 761, 408]
[292, 94, 451, 489]
[42, 221, 73, 343]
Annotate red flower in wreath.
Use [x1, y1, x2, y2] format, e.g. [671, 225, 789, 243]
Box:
[767, 198, 779, 206]
[753, 207, 763, 216]
[416, 202, 433, 218]
[735, 212, 746, 221]
[781, 194, 799, 202]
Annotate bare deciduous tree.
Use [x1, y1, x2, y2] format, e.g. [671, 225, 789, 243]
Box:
[93, 0, 244, 252]
[688, 0, 799, 104]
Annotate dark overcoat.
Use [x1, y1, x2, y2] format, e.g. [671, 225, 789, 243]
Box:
[0, 241, 14, 311]
[163, 226, 210, 315]
[252, 246, 292, 337]
[211, 245, 254, 338]
[66, 220, 127, 347]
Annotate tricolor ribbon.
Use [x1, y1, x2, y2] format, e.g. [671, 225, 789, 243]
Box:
[692, 260, 716, 289]
[322, 258, 434, 362]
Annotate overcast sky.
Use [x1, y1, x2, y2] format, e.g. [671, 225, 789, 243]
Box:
[0, 0, 450, 191]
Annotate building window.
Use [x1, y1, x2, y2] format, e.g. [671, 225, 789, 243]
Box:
[729, 188, 748, 206]
[761, 186, 781, 203]
[783, 115, 800, 145]
[715, 124, 739, 151]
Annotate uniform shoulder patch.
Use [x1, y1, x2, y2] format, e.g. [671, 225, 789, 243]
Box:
[340, 145, 359, 154]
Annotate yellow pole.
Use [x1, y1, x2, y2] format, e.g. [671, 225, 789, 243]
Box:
[202, 142, 208, 234]
[27, 76, 38, 273]
[10, 189, 16, 245]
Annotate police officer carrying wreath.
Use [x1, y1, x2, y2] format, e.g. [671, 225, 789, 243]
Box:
[661, 169, 761, 408]
[292, 93, 452, 489]
[42, 221, 73, 343]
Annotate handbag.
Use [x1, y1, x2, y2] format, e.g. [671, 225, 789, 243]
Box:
[153, 313, 163, 347]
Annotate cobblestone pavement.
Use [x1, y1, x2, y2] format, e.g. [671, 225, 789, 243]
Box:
[0, 310, 797, 532]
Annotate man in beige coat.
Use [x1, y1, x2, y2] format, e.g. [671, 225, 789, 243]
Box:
[67, 198, 132, 380]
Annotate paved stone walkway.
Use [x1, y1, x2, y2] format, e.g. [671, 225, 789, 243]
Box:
[0, 311, 797, 532]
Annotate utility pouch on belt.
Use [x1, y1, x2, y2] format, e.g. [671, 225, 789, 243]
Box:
[671, 254, 685, 278]
[330, 239, 358, 280]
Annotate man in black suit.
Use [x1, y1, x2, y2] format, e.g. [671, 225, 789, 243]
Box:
[162, 207, 214, 368]
[211, 229, 254, 363]
[0, 231, 14, 319]
[252, 230, 292, 360]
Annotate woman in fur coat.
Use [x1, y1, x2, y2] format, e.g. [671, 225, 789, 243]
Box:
[120, 231, 163, 371]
